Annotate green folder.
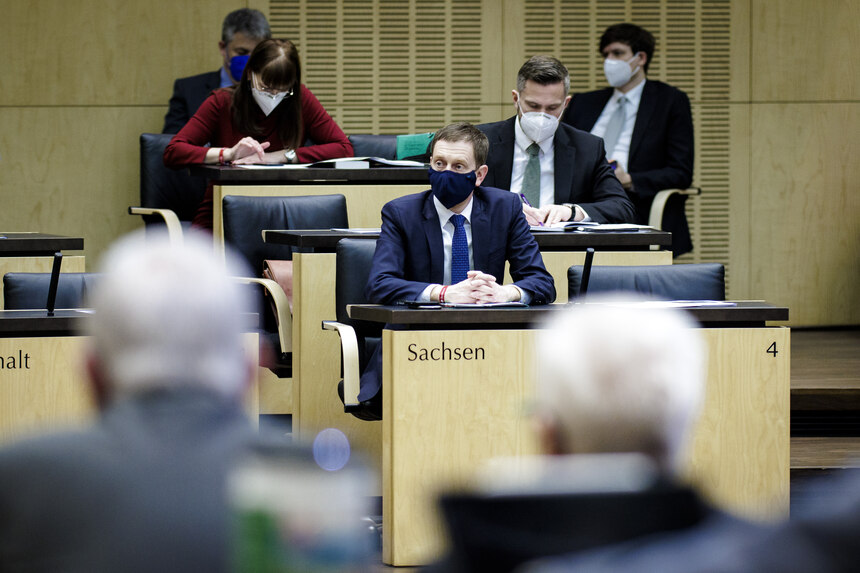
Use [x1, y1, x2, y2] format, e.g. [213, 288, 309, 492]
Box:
[395, 132, 434, 159]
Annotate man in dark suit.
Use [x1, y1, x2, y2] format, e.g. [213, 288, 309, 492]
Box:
[562, 23, 695, 256]
[0, 232, 319, 572]
[162, 8, 271, 133]
[478, 56, 635, 227]
[354, 122, 556, 419]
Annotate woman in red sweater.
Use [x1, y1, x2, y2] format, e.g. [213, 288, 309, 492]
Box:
[164, 38, 353, 229]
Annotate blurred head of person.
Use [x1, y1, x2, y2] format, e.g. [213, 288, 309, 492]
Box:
[534, 297, 706, 474]
[84, 231, 255, 408]
[220, 8, 272, 83]
[231, 38, 304, 151]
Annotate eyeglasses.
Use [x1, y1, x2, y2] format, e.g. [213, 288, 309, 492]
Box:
[252, 74, 294, 98]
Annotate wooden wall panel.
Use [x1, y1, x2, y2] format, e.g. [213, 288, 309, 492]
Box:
[750, 103, 860, 326]
[751, 0, 859, 102]
[0, 108, 161, 262]
[0, 0, 242, 106]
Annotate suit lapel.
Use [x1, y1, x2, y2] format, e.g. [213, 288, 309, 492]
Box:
[470, 190, 490, 272]
[553, 126, 577, 204]
[489, 118, 517, 190]
[421, 194, 444, 283]
[582, 89, 613, 130]
[630, 81, 656, 161]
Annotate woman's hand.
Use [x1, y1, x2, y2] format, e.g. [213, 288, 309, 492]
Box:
[229, 137, 271, 164]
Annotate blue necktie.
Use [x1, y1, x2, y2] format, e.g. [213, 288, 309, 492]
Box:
[450, 214, 468, 284]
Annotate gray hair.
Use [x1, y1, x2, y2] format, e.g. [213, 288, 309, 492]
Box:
[222, 8, 271, 43]
[516, 55, 570, 94]
[534, 297, 706, 473]
[86, 230, 255, 399]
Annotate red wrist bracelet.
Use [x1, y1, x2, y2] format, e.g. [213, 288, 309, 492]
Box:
[218, 148, 226, 165]
[439, 285, 448, 303]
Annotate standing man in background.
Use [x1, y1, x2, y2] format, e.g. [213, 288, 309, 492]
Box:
[163, 8, 271, 134]
[478, 56, 635, 227]
[563, 23, 695, 256]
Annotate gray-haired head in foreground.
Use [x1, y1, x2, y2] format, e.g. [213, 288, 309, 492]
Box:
[517, 55, 570, 95]
[222, 8, 271, 43]
[535, 297, 706, 473]
[85, 230, 254, 399]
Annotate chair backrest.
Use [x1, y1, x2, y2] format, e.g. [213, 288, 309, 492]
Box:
[567, 264, 725, 301]
[140, 133, 207, 224]
[347, 134, 397, 159]
[438, 484, 707, 573]
[222, 194, 349, 275]
[334, 238, 380, 329]
[3, 273, 100, 310]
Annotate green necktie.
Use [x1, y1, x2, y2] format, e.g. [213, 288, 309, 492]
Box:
[521, 142, 541, 208]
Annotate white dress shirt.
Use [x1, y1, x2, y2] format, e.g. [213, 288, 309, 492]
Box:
[589, 78, 646, 171]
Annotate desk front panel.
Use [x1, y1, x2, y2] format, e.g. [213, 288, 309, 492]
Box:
[380, 325, 790, 566]
[213, 183, 427, 247]
[0, 256, 86, 310]
[0, 334, 262, 444]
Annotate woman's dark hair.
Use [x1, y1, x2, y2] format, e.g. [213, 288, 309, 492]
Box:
[231, 39, 303, 150]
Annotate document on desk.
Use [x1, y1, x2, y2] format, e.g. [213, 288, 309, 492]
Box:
[440, 302, 528, 308]
[310, 156, 426, 168]
[592, 300, 738, 309]
[234, 164, 310, 170]
[330, 228, 381, 234]
[570, 223, 655, 233]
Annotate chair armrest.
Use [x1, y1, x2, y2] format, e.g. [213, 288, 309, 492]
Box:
[236, 277, 292, 357]
[322, 321, 360, 408]
[128, 207, 184, 245]
[647, 187, 701, 229]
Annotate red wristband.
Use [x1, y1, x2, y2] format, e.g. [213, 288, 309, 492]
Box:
[219, 148, 226, 165]
[439, 285, 448, 303]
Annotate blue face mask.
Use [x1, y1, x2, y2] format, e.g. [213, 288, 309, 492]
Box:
[229, 55, 250, 83]
[428, 168, 477, 209]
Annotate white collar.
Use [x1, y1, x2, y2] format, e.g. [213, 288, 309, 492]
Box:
[433, 193, 474, 224]
[613, 78, 646, 107]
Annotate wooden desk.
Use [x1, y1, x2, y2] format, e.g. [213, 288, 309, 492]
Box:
[0, 233, 86, 309]
[0, 310, 261, 444]
[193, 166, 430, 245]
[264, 230, 673, 471]
[349, 303, 790, 566]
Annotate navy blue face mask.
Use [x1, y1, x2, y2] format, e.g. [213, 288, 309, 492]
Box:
[229, 55, 250, 83]
[428, 168, 477, 208]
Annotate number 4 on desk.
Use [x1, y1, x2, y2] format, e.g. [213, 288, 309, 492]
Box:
[767, 342, 778, 357]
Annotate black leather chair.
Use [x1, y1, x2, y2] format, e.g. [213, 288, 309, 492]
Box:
[322, 238, 382, 420]
[222, 194, 349, 377]
[3, 273, 99, 309]
[347, 134, 397, 159]
[568, 263, 725, 301]
[128, 133, 207, 242]
[222, 194, 349, 274]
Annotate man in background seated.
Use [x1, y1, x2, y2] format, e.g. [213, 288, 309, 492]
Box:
[0, 232, 309, 572]
[562, 23, 695, 256]
[478, 56, 635, 226]
[357, 122, 556, 419]
[162, 8, 271, 134]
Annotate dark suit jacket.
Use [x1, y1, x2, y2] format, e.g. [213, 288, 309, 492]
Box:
[366, 186, 556, 305]
[162, 70, 221, 134]
[477, 118, 635, 224]
[0, 388, 312, 573]
[562, 80, 694, 255]
[359, 186, 556, 401]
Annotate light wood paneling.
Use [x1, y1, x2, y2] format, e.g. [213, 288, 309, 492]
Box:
[751, 0, 860, 102]
[750, 103, 860, 326]
[0, 107, 163, 263]
[0, 337, 93, 443]
[685, 327, 790, 521]
[0, 0, 243, 106]
[727, 103, 752, 299]
[0, 256, 86, 310]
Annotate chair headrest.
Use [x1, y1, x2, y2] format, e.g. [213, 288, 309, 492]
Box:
[567, 264, 725, 301]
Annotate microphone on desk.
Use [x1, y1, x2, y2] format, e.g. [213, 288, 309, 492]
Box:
[578, 248, 595, 300]
[46, 252, 62, 317]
